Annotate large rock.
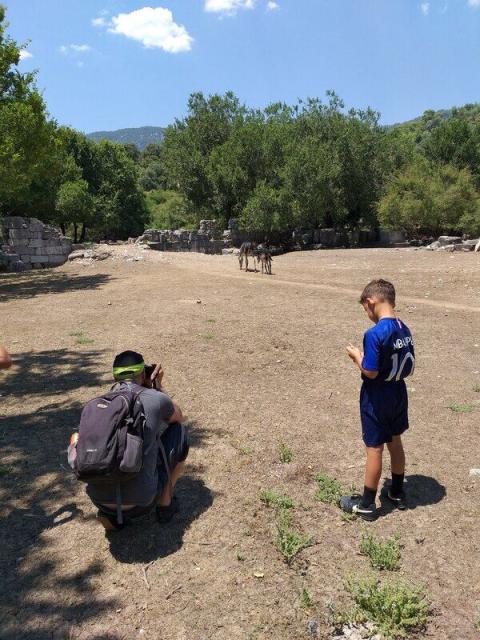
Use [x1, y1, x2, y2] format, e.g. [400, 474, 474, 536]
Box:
[437, 235, 463, 246]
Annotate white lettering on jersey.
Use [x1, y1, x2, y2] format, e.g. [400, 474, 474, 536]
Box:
[393, 336, 414, 350]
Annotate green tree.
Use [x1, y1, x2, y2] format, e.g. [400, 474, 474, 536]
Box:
[240, 181, 290, 232]
[162, 92, 246, 220]
[55, 179, 94, 242]
[378, 158, 480, 235]
[0, 6, 58, 215]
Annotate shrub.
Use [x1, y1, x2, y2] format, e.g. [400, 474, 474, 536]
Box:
[360, 532, 401, 571]
[343, 576, 430, 639]
[315, 474, 344, 505]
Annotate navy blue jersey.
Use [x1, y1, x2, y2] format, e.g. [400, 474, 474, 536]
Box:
[362, 318, 415, 383]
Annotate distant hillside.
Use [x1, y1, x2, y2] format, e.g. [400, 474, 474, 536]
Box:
[86, 126, 165, 149]
[390, 103, 480, 134]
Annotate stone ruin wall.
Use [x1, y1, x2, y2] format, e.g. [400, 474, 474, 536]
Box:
[0, 216, 72, 272]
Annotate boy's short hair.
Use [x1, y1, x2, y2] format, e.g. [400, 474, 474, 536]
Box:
[112, 350, 145, 380]
[360, 279, 396, 306]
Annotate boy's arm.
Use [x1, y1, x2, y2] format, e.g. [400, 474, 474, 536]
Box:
[346, 345, 379, 379]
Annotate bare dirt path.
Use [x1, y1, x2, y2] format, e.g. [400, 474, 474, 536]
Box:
[1, 247, 479, 639]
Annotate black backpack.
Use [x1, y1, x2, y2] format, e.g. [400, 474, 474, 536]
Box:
[74, 387, 146, 522]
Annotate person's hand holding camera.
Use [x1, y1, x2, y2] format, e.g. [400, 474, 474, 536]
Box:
[144, 363, 165, 391]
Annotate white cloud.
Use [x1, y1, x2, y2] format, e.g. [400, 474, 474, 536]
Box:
[420, 2, 430, 14]
[267, 1, 279, 10]
[19, 50, 33, 60]
[92, 17, 107, 27]
[108, 7, 193, 53]
[204, 0, 255, 15]
[77, 61, 85, 68]
[468, 0, 480, 6]
[60, 44, 91, 54]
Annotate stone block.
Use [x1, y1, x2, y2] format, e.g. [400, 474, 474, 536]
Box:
[28, 239, 45, 248]
[45, 246, 66, 255]
[30, 255, 48, 263]
[2, 216, 28, 229]
[47, 256, 67, 266]
[10, 229, 30, 240]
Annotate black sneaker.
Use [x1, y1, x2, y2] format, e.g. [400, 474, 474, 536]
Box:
[96, 510, 125, 532]
[339, 494, 377, 521]
[156, 496, 179, 524]
[386, 490, 407, 510]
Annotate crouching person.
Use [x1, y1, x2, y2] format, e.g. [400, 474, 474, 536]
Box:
[70, 350, 189, 532]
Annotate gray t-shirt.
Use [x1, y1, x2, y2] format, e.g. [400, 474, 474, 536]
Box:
[86, 382, 174, 506]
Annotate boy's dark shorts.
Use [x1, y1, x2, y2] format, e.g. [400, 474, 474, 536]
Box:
[95, 422, 189, 522]
[360, 381, 409, 447]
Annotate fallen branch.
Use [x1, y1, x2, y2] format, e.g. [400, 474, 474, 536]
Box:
[166, 585, 183, 600]
[141, 560, 155, 590]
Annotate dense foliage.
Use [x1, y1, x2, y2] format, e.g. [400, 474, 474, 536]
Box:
[1, 5, 480, 239]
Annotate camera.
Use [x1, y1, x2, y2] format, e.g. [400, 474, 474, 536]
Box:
[144, 364, 158, 389]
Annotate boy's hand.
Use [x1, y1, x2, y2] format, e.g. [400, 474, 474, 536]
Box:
[346, 344, 363, 365]
[151, 363, 165, 390]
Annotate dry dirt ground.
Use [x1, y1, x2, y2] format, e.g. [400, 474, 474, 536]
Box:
[1, 246, 480, 640]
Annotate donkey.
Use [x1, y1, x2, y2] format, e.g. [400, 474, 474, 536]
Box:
[238, 241, 257, 272]
[257, 250, 272, 275]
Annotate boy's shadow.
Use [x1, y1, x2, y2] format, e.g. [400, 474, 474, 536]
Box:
[106, 476, 214, 564]
[379, 474, 446, 516]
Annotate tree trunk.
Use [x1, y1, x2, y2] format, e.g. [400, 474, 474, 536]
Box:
[60, 223, 66, 236]
[79, 223, 86, 243]
[73, 223, 78, 244]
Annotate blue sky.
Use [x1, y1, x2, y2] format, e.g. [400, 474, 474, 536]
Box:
[9, 0, 480, 133]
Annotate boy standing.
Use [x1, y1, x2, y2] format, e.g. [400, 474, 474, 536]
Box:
[340, 279, 415, 521]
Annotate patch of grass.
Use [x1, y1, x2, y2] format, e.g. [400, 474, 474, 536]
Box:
[448, 402, 476, 413]
[259, 489, 294, 511]
[236, 551, 246, 562]
[70, 331, 94, 345]
[243, 528, 253, 537]
[201, 333, 215, 341]
[314, 473, 345, 506]
[207, 318, 216, 323]
[0, 464, 13, 477]
[275, 510, 312, 564]
[360, 532, 402, 571]
[473, 384, 480, 393]
[239, 445, 253, 456]
[300, 588, 314, 610]
[279, 442, 293, 463]
[341, 512, 357, 523]
[343, 576, 430, 639]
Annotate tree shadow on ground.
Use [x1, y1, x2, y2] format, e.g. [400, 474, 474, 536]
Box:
[1, 349, 107, 399]
[0, 349, 119, 639]
[0, 270, 112, 303]
[379, 474, 446, 516]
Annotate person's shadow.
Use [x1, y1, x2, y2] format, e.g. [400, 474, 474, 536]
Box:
[106, 475, 214, 563]
[379, 474, 446, 516]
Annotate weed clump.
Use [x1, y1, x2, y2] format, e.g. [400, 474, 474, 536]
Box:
[360, 532, 401, 571]
[448, 402, 476, 413]
[275, 510, 312, 564]
[300, 587, 314, 610]
[314, 473, 344, 505]
[259, 489, 294, 511]
[279, 442, 293, 463]
[343, 576, 430, 639]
